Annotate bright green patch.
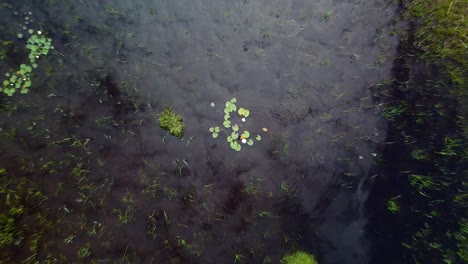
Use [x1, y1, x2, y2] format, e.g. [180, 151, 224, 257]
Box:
[281, 251, 318, 264]
[158, 107, 184, 137]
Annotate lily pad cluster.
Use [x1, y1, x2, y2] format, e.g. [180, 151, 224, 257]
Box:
[209, 98, 263, 152]
[1, 29, 53, 96]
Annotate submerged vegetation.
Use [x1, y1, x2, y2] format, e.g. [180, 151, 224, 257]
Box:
[370, 0, 467, 263]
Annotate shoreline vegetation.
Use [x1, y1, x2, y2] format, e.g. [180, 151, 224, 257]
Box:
[368, 0, 467, 263]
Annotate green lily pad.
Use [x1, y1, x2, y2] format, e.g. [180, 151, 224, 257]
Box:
[210, 102, 215, 107]
[227, 136, 233, 143]
[230, 98, 236, 103]
[224, 114, 230, 120]
[256, 135, 262, 141]
[230, 141, 238, 150]
[243, 109, 250, 117]
[24, 81, 31, 88]
[3, 80, 9, 86]
[214, 126, 220, 132]
[241, 131, 250, 138]
[209, 127, 214, 132]
[247, 139, 254, 146]
[231, 131, 239, 139]
[212, 132, 218, 138]
[232, 124, 239, 132]
[223, 120, 231, 128]
[230, 104, 237, 112]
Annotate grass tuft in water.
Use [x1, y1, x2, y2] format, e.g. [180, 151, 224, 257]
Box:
[158, 107, 184, 137]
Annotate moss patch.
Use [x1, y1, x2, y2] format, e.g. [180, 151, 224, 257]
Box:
[281, 251, 318, 264]
[158, 107, 184, 138]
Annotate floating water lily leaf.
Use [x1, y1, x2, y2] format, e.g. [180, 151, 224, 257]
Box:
[225, 101, 232, 108]
[231, 132, 239, 139]
[209, 127, 214, 132]
[212, 132, 218, 138]
[230, 141, 237, 150]
[235, 145, 241, 151]
[230, 98, 236, 103]
[224, 108, 230, 114]
[210, 102, 215, 107]
[247, 139, 254, 146]
[241, 131, 250, 138]
[214, 127, 220, 132]
[224, 114, 230, 120]
[223, 120, 231, 128]
[256, 135, 262, 141]
[17, 33, 23, 38]
[243, 109, 250, 117]
[238, 108, 245, 115]
[3, 80, 8, 86]
[232, 124, 239, 132]
[227, 136, 233, 143]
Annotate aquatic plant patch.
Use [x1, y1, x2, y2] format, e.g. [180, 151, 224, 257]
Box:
[209, 98, 265, 152]
[1, 24, 53, 96]
[158, 107, 184, 138]
[280, 251, 318, 264]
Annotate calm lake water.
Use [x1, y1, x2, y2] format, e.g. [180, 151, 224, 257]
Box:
[0, 0, 400, 263]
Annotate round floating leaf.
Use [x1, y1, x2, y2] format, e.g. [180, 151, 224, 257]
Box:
[227, 136, 233, 143]
[238, 108, 245, 115]
[256, 135, 262, 141]
[230, 141, 237, 150]
[231, 98, 236, 103]
[28, 29, 33, 34]
[223, 120, 231, 128]
[235, 145, 241, 151]
[224, 108, 230, 114]
[230, 104, 237, 112]
[231, 132, 239, 139]
[224, 114, 230, 120]
[210, 102, 215, 107]
[24, 81, 31, 88]
[225, 101, 232, 108]
[241, 131, 250, 138]
[17, 33, 23, 38]
[214, 127, 220, 132]
[3, 80, 8, 86]
[5, 72, 10, 77]
[31, 63, 37, 69]
[209, 127, 214, 132]
[244, 109, 250, 117]
[247, 139, 254, 146]
[232, 124, 239, 132]
[212, 132, 218, 138]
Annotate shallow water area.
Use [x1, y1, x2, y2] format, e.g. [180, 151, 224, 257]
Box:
[0, 0, 400, 263]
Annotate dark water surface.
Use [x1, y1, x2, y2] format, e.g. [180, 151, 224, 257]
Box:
[0, 0, 400, 263]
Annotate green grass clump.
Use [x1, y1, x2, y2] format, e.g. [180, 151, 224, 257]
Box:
[407, 0, 467, 84]
[281, 251, 318, 264]
[158, 107, 184, 137]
